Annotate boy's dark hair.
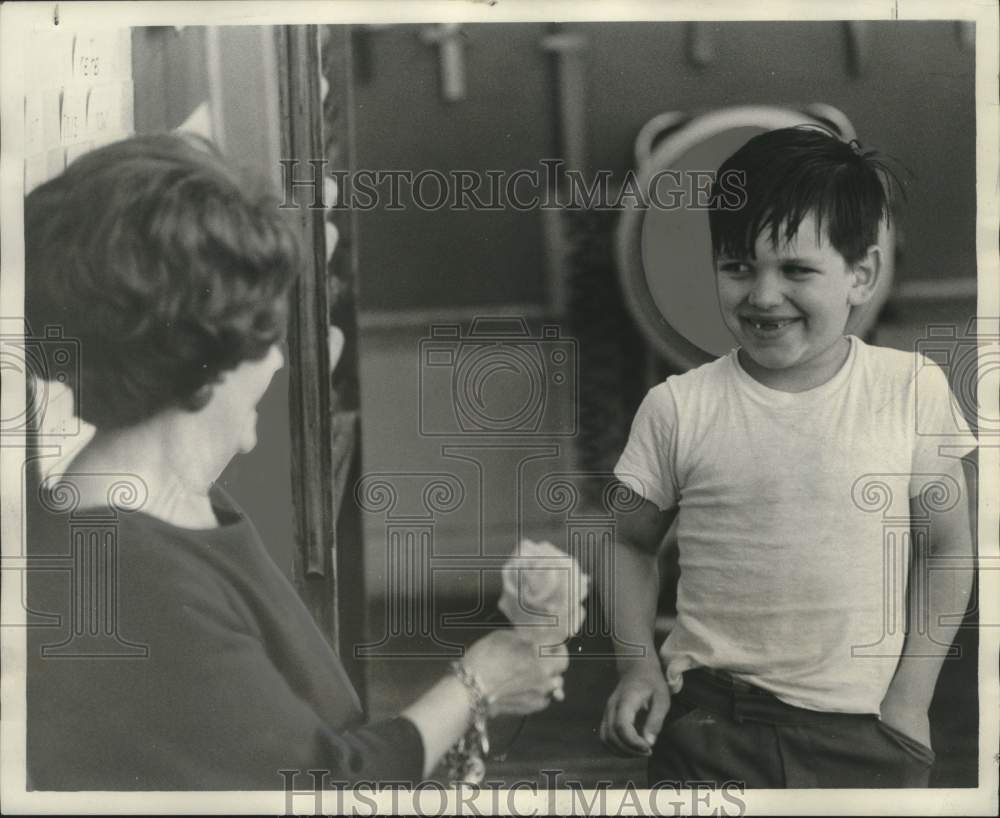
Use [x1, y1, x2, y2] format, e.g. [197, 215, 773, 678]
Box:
[25, 132, 300, 431]
[708, 126, 897, 266]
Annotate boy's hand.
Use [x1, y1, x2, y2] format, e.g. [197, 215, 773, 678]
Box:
[599, 660, 670, 756]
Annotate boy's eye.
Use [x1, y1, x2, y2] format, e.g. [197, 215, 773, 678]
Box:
[718, 261, 752, 275]
[783, 265, 816, 277]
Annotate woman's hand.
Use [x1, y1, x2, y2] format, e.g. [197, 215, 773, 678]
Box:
[402, 630, 569, 776]
[463, 630, 569, 718]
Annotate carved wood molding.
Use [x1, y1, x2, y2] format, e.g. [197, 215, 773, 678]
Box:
[275, 26, 337, 646]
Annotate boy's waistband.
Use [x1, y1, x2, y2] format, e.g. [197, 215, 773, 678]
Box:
[679, 667, 877, 726]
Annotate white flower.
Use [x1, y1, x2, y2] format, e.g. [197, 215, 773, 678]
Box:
[497, 539, 589, 645]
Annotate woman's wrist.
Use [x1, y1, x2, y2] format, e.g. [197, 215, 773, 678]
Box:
[461, 639, 500, 703]
[401, 672, 482, 778]
[451, 659, 491, 720]
[443, 660, 491, 783]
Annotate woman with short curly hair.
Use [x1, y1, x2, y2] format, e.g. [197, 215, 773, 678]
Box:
[25, 133, 297, 431]
[25, 133, 567, 790]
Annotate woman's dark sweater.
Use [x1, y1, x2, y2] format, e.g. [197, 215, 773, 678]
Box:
[26, 486, 424, 790]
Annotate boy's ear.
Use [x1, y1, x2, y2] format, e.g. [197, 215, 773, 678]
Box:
[848, 245, 882, 306]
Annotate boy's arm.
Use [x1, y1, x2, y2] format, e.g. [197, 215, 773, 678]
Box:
[880, 455, 975, 747]
[598, 489, 678, 756]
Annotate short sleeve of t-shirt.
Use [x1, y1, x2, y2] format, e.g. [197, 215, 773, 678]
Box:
[613, 383, 680, 511]
[910, 354, 979, 497]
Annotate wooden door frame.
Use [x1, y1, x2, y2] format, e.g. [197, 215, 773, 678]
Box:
[275, 24, 367, 706]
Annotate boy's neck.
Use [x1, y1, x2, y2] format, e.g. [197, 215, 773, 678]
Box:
[738, 335, 853, 393]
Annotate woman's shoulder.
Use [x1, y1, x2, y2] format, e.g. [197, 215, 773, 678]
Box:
[38, 492, 253, 613]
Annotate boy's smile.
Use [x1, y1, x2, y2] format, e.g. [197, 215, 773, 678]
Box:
[714, 212, 879, 392]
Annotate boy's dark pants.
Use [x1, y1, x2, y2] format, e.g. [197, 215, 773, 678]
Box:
[649, 668, 934, 788]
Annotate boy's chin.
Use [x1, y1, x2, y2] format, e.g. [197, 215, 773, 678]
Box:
[738, 335, 851, 385]
[738, 345, 802, 374]
[753, 347, 795, 366]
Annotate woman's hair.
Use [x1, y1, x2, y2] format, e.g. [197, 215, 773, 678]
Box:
[25, 132, 300, 430]
[708, 126, 900, 266]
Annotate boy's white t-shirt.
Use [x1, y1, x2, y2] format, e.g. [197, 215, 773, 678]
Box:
[614, 336, 977, 714]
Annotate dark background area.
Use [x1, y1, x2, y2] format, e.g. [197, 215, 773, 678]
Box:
[352, 21, 975, 311]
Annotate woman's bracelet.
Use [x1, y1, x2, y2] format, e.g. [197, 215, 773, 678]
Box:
[444, 660, 491, 783]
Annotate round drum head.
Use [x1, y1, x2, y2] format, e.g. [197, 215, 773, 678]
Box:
[617, 107, 894, 372]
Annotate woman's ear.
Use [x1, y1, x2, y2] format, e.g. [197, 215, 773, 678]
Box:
[848, 245, 882, 306]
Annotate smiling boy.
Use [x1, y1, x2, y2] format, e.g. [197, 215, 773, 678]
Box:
[599, 127, 977, 788]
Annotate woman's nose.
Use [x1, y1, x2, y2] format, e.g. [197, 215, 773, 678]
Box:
[270, 344, 285, 372]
